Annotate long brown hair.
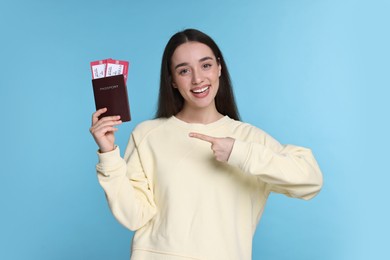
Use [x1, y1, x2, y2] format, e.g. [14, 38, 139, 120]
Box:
[155, 29, 240, 121]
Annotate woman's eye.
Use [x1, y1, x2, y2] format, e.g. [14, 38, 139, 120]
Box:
[179, 68, 190, 75]
[203, 63, 212, 69]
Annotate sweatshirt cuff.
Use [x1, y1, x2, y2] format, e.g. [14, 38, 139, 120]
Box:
[97, 146, 122, 166]
[227, 140, 251, 170]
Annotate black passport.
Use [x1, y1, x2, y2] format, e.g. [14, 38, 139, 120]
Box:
[92, 74, 131, 122]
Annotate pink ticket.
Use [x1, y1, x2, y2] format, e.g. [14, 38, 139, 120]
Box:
[105, 59, 129, 82]
[90, 59, 111, 79]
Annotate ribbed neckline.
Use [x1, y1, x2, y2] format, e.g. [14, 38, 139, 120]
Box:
[169, 115, 231, 131]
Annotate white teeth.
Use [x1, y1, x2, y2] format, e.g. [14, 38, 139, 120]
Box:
[192, 86, 209, 93]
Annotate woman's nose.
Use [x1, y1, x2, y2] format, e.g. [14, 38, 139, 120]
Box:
[191, 69, 203, 85]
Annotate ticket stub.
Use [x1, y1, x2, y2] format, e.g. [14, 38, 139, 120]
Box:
[90, 58, 129, 82]
[106, 59, 129, 82]
[90, 59, 111, 79]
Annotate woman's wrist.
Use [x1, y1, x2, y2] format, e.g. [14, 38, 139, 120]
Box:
[99, 145, 116, 153]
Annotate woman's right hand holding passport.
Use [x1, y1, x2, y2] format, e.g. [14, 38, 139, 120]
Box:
[89, 108, 122, 153]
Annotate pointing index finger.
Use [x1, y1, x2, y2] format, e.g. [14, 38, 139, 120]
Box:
[189, 132, 216, 143]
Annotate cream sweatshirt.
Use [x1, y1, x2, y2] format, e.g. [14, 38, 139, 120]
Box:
[96, 116, 323, 260]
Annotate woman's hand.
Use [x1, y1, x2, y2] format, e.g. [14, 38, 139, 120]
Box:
[89, 108, 122, 153]
[189, 132, 235, 162]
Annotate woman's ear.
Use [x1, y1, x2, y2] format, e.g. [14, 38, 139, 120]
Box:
[217, 57, 222, 77]
[172, 82, 177, 88]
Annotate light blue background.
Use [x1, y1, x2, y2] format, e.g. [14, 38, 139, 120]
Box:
[1, 0, 389, 259]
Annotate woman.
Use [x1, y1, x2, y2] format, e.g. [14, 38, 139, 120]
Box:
[90, 29, 323, 260]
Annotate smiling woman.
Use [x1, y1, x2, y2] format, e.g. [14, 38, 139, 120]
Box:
[89, 28, 323, 260]
[156, 29, 240, 122]
[170, 42, 222, 123]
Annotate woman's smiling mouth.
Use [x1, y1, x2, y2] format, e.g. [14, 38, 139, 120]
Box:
[191, 86, 210, 94]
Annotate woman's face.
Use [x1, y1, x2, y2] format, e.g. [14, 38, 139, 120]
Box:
[170, 41, 221, 112]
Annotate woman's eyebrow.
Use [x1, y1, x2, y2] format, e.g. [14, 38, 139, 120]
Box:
[174, 62, 189, 70]
[174, 56, 214, 70]
[199, 56, 213, 62]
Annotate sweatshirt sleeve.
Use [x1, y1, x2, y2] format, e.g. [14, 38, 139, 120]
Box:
[227, 133, 323, 200]
[96, 134, 157, 231]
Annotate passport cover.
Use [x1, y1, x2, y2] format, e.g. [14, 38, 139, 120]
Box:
[92, 74, 131, 122]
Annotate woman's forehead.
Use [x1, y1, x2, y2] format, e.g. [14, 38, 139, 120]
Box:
[171, 42, 215, 64]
